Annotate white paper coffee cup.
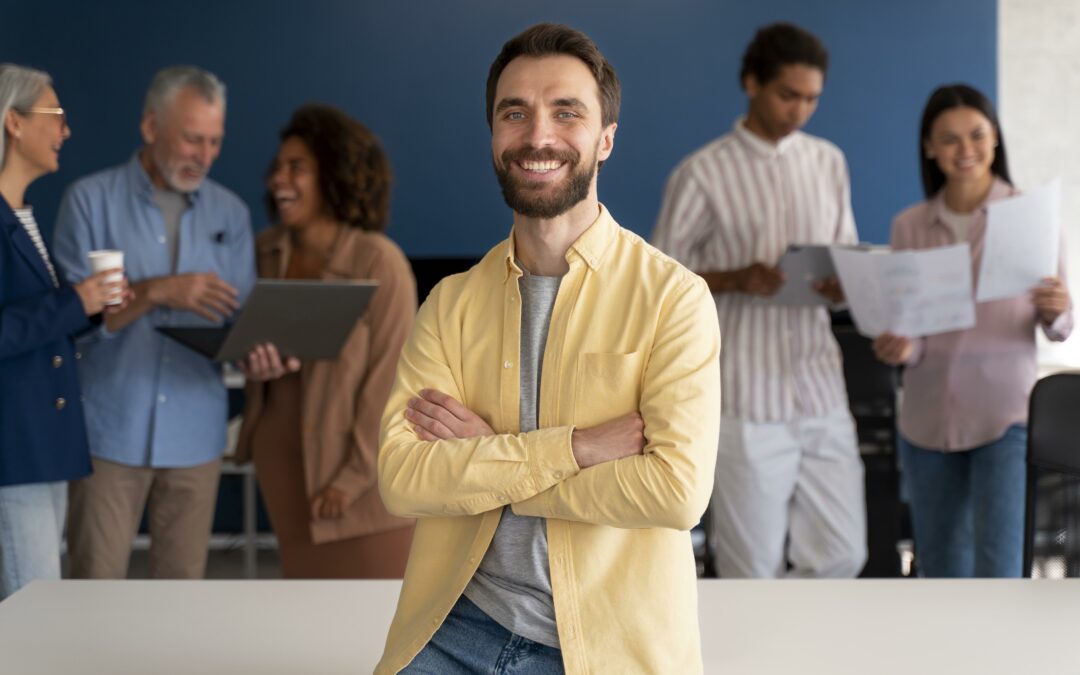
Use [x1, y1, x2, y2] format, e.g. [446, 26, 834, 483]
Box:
[88, 249, 125, 306]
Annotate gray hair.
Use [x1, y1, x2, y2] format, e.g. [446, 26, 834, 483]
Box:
[143, 66, 226, 121]
[0, 63, 52, 170]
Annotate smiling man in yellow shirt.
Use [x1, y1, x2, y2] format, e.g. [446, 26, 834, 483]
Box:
[376, 23, 721, 675]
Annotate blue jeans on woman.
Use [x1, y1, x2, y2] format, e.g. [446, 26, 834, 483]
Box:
[401, 594, 564, 674]
[899, 425, 1026, 577]
[0, 481, 67, 599]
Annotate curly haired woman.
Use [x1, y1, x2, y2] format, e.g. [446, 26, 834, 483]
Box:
[236, 104, 416, 578]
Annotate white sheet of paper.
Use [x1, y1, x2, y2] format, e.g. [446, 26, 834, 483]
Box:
[754, 245, 835, 306]
[831, 244, 976, 338]
[976, 179, 1060, 302]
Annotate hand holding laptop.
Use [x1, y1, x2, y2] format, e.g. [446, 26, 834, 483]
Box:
[237, 343, 301, 382]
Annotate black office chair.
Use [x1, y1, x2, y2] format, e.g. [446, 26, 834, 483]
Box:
[1023, 372, 1080, 578]
[832, 316, 904, 577]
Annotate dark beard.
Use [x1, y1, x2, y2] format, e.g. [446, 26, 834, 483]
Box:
[494, 147, 596, 219]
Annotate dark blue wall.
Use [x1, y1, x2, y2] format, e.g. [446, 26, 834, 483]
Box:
[4, 0, 996, 254]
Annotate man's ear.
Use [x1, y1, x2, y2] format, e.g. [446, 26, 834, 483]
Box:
[743, 73, 761, 98]
[597, 122, 617, 163]
[140, 112, 156, 145]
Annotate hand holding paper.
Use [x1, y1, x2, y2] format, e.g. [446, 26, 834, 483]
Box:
[831, 244, 976, 338]
[976, 180, 1061, 302]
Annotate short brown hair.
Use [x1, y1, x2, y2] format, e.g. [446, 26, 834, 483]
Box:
[265, 104, 392, 231]
[485, 23, 621, 130]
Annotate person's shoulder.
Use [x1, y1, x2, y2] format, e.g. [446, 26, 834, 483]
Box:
[424, 237, 507, 303]
[796, 131, 847, 163]
[891, 199, 935, 237]
[612, 224, 706, 293]
[351, 229, 413, 274]
[64, 161, 128, 199]
[199, 177, 249, 217]
[672, 133, 740, 177]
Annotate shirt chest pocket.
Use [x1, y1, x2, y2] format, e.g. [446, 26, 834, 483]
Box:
[573, 351, 644, 428]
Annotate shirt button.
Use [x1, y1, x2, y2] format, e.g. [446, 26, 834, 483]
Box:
[158, 395, 167, 403]
[553, 471, 563, 480]
[468, 556, 477, 565]
[163, 356, 170, 364]
[503, 360, 512, 369]
[158, 235, 166, 244]
[55, 397, 66, 410]
[497, 495, 507, 502]
[75, 351, 82, 360]
[52, 355, 63, 368]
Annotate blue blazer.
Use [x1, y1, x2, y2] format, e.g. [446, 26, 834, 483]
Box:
[0, 195, 93, 486]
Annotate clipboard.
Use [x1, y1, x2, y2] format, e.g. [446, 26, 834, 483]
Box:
[754, 244, 837, 306]
[157, 279, 378, 362]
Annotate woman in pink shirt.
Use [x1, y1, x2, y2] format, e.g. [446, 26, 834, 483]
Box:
[873, 84, 1072, 577]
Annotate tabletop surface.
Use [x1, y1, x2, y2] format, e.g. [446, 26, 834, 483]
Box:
[2, 578, 1078, 674]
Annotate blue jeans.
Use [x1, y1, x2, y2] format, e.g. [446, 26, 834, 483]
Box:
[899, 425, 1026, 577]
[401, 595, 564, 674]
[0, 481, 67, 600]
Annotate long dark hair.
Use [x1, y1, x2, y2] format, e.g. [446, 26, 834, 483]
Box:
[919, 84, 1011, 198]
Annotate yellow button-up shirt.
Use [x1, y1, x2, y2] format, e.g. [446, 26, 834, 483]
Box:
[376, 205, 721, 674]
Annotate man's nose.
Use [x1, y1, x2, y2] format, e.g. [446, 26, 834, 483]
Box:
[525, 116, 556, 147]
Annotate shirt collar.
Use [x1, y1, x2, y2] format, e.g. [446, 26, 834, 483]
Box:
[731, 116, 801, 158]
[502, 203, 617, 280]
[126, 151, 204, 203]
[927, 176, 1017, 228]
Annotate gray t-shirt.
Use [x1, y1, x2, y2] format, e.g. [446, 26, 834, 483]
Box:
[463, 264, 562, 648]
[151, 187, 189, 273]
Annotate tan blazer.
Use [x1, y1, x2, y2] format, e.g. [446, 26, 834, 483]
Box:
[236, 226, 416, 544]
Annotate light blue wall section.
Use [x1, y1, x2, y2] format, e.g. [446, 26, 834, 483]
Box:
[3, 0, 996, 253]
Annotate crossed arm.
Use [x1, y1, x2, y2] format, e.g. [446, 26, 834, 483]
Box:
[377, 276, 721, 531]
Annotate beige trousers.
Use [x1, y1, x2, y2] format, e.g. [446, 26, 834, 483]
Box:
[67, 456, 222, 579]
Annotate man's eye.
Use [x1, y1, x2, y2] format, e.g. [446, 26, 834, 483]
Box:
[506, 111, 525, 121]
[557, 111, 578, 119]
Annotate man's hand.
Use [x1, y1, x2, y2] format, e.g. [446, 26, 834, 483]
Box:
[813, 276, 845, 304]
[74, 268, 130, 316]
[736, 262, 785, 296]
[236, 343, 301, 382]
[1033, 276, 1070, 324]
[146, 272, 240, 322]
[571, 412, 647, 469]
[405, 389, 496, 441]
[872, 332, 914, 366]
[311, 485, 347, 520]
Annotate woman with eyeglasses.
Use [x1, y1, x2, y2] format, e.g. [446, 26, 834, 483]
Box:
[0, 63, 130, 599]
[872, 84, 1072, 577]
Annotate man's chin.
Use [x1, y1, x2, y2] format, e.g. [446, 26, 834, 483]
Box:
[168, 175, 205, 193]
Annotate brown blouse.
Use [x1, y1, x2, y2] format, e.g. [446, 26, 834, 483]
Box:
[235, 225, 417, 543]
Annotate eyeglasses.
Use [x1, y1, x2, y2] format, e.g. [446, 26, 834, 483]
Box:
[17, 106, 68, 130]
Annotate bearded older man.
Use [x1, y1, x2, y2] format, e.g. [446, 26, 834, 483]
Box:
[52, 66, 255, 580]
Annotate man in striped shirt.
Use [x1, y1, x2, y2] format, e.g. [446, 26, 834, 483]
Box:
[652, 23, 866, 579]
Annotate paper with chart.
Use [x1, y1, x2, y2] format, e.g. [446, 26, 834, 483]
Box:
[754, 245, 836, 306]
[976, 179, 1060, 302]
[831, 244, 976, 338]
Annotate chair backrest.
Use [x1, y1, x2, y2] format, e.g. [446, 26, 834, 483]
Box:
[1024, 373, 1080, 578]
[1028, 373, 1080, 473]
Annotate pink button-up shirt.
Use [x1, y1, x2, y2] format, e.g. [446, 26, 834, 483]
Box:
[892, 178, 1072, 451]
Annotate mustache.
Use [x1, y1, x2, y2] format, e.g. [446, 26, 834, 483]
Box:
[500, 147, 579, 165]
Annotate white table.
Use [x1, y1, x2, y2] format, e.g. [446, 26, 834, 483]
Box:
[1, 579, 1078, 674]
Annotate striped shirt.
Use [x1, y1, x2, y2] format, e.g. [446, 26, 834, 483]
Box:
[652, 119, 857, 422]
[14, 206, 59, 287]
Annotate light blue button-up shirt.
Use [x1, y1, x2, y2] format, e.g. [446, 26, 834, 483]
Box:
[52, 154, 256, 468]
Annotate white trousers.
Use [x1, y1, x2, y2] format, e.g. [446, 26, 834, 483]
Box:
[710, 407, 867, 578]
